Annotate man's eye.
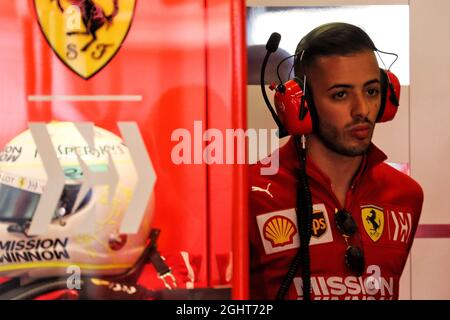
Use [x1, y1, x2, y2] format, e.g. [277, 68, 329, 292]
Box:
[332, 91, 347, 100]
[367, 88, 380, 96]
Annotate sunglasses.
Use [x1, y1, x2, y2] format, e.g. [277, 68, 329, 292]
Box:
[335, 209, 365, 276]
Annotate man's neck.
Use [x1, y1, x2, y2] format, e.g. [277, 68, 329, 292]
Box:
[306, 136, 364, 207]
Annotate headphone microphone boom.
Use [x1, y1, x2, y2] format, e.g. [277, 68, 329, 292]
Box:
[265, 32, 281, 52]
[260, 32, 315, 137]
[260, 33, 289, 138]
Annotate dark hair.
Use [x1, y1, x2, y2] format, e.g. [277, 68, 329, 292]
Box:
[294, 22, 377, 76]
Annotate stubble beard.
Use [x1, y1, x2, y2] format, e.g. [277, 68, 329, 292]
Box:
[316, 120, 374, 157]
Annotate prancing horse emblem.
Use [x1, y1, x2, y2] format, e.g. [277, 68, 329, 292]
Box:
[34, 0, 136, 79]
[361, 205, 385, 242]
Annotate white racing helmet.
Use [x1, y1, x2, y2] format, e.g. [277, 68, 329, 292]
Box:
[0, 122, 153, 279]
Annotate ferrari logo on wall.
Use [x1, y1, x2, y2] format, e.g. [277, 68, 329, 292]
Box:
[34, 0, 136, 79]
[361, 205, 385, 242]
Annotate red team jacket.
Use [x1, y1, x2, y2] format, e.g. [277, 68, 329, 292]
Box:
[249, 138, 423, 300]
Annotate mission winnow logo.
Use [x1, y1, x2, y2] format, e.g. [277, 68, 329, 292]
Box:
[0, 238, 69, 263]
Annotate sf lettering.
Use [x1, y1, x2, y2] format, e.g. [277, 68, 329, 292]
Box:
[66, 43, 114, 60]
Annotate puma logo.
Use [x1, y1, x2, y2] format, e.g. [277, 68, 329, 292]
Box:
[252, 183, 273, 198]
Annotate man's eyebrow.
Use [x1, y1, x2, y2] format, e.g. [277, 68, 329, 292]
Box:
[327, 84, 352, 91]
[364, 79, 380, 86]
[327, 79, 380, 91]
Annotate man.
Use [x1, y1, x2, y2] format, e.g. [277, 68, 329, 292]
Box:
[249, 23, 423, 300]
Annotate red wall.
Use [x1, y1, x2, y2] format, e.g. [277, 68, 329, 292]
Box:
[0, 0, 247, 296]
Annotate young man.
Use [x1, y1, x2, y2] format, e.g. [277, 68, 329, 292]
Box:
[249, 23, 423, 300]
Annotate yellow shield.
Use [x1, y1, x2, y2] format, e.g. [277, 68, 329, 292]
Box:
[311, 210, 327, 238]
[34, 0, 136, 79]
[361, 205, 384, 242]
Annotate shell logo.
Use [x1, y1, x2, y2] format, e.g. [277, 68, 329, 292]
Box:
[263, 215, 297, 247]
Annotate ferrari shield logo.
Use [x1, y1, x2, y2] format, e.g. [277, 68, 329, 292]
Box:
[34, 0, 136, 79]
[361, 205, 384, 242]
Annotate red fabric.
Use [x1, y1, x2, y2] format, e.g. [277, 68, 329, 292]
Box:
[249, 138, 423, 300]
[0, 252, 201, 300]
[137, 251, 201, 290]
[35, 289, 80, 300]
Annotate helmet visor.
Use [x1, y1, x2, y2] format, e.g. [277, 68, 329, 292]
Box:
[0, 182, 92, 223]
[0, 183, 40, 222]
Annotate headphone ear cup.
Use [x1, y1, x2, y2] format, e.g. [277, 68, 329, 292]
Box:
[273, 77, 313, 136]
[377, 69, 401, 123]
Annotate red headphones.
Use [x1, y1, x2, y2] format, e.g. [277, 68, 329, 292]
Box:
[270, 68, 401, 136]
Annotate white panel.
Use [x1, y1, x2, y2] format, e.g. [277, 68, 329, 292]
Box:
[247, 6, 410, 84]
[372, 86, 410, 164]
[411, 239, 450, 299]
[247, 0, 408, 6]
[399, 253, 412, 300]
[410, 0, 450, 224]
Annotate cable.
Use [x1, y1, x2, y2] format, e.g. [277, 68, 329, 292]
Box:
[276, 135, 313, 300]
[276, 54, 296, 83]
[376, 49, 398, 71]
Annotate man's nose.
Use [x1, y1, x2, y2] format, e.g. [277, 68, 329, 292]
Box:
[351, 92, 370, 119]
